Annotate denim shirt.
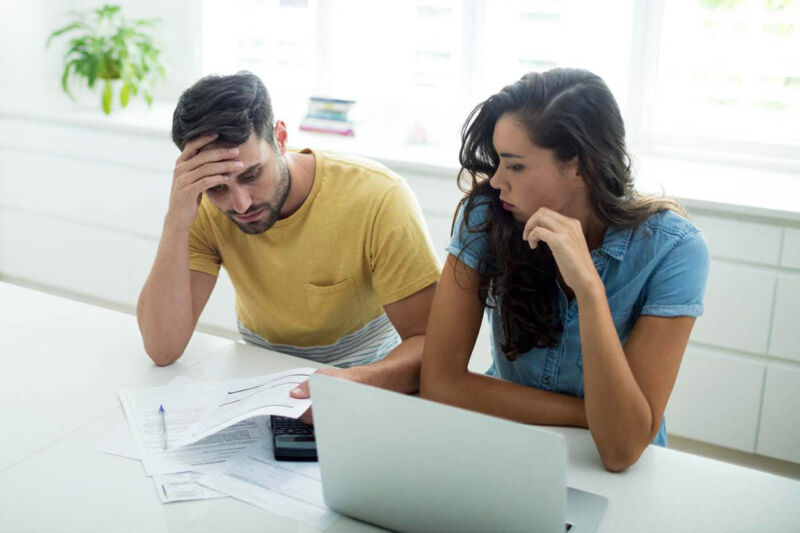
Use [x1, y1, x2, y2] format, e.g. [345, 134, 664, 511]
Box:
[446, 198, 710, 446]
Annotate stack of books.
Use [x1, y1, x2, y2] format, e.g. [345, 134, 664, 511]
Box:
[299, 96, 356, 136]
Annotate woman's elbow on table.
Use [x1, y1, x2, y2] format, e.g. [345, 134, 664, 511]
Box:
[419, 365, 442, 402]
[419, 357, 461, 404]
[597, 440, 648, 473]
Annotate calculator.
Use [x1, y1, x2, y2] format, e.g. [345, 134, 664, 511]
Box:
[270, 415, 318, 461]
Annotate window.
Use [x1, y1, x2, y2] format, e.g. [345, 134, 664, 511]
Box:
[201, 0, 799, 170]
[203, 0, 317, 124]
[653, 0, 800, 163]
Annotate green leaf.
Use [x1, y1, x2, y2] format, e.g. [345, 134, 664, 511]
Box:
[96, 5, 122, 20]
[102, 79, 112, 115]
[46, 21, 86, 47]
[120, 81, 130, 107]
[65, 36, 89, 57]
[48, 4, 164, 113]
[87, 59, 98, 88]
[61, 60, 78, 100]
[135, 17, 161, 27]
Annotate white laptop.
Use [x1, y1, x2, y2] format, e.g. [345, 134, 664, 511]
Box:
[309, 374, 607, 533]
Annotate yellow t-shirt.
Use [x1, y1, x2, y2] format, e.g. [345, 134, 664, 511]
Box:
[188, 149, 441, 347]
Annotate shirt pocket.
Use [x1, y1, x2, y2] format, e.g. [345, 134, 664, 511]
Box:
[304, 278, 362, 340]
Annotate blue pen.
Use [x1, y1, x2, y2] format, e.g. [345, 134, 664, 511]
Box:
[159, 404, 167, 450]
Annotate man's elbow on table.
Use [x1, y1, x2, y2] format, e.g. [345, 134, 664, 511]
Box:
[137, 311, 190, 366]
[142, 339, 184, 367]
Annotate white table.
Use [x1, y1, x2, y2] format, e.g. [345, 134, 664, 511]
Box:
[1, 282, 799, 532]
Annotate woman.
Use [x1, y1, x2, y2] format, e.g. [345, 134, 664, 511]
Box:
[420, 68, 709, 472]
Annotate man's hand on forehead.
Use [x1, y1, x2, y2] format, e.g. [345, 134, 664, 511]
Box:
[164, 132, 246, 232]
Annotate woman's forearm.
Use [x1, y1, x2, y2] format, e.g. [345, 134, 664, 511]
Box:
[421, 367, 587, 428]
[354, 335, 425, 394]
[576, 282, 653, 471]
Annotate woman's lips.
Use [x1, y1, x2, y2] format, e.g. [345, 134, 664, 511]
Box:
[501, 201, 514, 211]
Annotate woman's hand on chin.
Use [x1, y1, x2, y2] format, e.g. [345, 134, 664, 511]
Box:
[522, 207, 604, 299]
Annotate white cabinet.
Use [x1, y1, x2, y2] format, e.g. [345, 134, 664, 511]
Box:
[757, 364, 800, 463]
[0, 210, 131, 305]
[690, 262, 775, 355]
[666, 345, 764, 452]
[781, 228, 800, 269]
[0, 149, 168, 239]
[692, 214, 782, 266]
[424, 213, 453, 265]
[197, 269, 238, 333]
[404, 173, 462, 218]
[0, 115, 174, 173]
[769, 274, 800, 363]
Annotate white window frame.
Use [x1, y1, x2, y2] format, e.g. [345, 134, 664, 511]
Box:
[201, 0, 800, 175]
[627, 0, 800, 173]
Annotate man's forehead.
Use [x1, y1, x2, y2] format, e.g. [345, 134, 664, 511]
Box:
[198, 140, 240, 152]
[198, 134, 264, 154]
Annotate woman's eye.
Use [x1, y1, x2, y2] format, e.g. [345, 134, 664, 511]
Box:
[208, 184, 226, 193]
[241, 174, 257, 182]
[508, 164, 524, 172]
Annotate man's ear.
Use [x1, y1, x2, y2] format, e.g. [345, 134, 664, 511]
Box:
[273, 120, 288, 155]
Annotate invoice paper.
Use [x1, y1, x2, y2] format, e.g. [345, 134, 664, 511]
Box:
[154, 471, 228, 503]
[175, 368, 315, 447]
[200, 437, 339, 530]
[119, 382, 269, 475]
[96, 375, 200, 460]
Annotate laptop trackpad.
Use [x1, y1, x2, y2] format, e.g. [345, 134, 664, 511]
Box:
[565, 487, 608, 533]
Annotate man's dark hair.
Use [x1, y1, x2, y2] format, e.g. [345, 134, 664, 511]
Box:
[171, 71, 275, 151]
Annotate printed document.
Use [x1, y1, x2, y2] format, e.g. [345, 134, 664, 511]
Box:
[154, 471, 228, 503]
[200, 437, 339, 530]
[118, 368, 314, 475]
[176, 368, 314, 446]
[119, 382, 267, 475]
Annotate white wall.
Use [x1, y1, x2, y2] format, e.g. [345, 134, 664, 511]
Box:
[0, 1, 59, 106]
[2, 0, 201, 110]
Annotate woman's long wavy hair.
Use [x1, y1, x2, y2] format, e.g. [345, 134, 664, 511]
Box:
[456, 68, 685, 361]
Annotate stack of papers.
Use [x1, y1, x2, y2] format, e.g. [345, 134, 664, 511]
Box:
[96, 368, 339, 529]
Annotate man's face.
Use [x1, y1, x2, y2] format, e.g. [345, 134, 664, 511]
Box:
[202, 132, 291, 235]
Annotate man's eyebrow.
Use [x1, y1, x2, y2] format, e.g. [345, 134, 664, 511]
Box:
[234, 163, 260, 179]
[498, 152, 524, 159]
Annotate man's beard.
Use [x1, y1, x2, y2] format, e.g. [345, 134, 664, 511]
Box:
[229, 157, 292, 235]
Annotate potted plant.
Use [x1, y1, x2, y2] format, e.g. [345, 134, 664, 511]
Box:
[46, 4, 165, 115]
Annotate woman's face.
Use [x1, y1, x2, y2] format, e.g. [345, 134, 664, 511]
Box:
[488, 113, 584, 223]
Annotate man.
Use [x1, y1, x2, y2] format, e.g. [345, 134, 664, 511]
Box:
[137, 72, 440, 417]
